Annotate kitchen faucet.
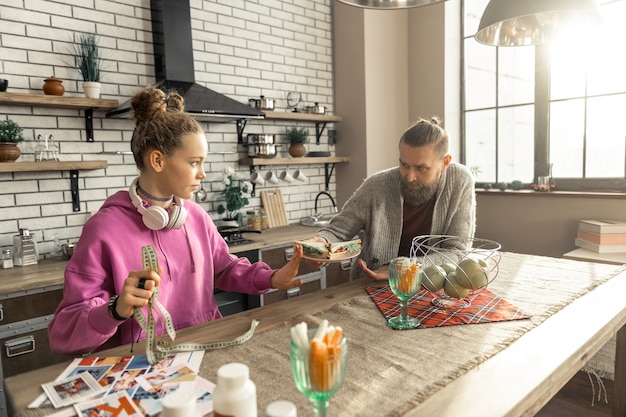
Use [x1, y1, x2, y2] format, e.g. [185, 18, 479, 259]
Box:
[313, 191, 338, 220]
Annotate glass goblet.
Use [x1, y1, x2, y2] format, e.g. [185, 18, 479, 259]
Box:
[290, 329, 348, 417]
[287, 91, 302, 112]
[387, 257, 422, 329]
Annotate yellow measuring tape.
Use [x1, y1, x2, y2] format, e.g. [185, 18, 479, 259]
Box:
[134, 245, 260, 364]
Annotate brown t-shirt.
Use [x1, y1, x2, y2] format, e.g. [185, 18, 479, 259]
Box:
[398, 197, 435, 257]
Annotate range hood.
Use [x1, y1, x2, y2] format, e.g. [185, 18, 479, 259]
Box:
[107, 0, 264, 122]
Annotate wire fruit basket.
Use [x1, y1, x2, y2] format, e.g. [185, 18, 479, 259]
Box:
[410, 235, 502, 309]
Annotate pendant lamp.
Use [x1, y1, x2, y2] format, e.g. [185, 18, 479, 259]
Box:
[335, 0, 445, 9]
[475, 0, 602, 46]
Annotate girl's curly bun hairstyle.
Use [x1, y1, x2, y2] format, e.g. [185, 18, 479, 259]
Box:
[130, 86, 203, 170]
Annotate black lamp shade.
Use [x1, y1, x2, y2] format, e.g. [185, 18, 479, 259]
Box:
[475, 0, 602, 46]
[335, 0, 445, 9]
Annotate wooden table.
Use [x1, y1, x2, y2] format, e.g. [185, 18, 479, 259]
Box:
[563, 247, 626, 265]
[6, 253, 626, 417]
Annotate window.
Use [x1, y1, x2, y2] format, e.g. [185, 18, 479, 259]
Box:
[463, 0, 626, 192]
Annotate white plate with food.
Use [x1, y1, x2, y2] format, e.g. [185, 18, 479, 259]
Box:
[296, 239, 362, 263]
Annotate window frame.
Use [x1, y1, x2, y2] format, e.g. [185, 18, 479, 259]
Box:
[461, 1, 626, 193]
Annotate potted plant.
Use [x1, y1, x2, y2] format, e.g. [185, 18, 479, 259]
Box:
[286, 126, 309, 157]
[0, 119, 25, 162]
[71, 33, 103, 98]
[216, 167, 253, 225]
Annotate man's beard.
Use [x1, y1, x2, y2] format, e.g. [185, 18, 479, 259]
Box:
[401, 175, 439, 206]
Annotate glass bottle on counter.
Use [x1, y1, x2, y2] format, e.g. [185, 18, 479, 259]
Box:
[1, 248, 13, 269]
[247, 209, 263, 231]
[260, 208, 268, 230]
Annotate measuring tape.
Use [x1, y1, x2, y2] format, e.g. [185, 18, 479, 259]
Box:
[134, 245, 260, 364]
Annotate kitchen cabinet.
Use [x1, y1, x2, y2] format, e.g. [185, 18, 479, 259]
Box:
[0, 260, 72, 417]
[324, 260, 352, 287]
[259, 243, 322, 306]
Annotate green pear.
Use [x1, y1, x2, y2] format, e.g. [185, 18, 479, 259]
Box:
[420, 264, 446, 292]
[440, 263, 456, 274]
[455, 258, 488, 290]
[443, 272, 470, 298]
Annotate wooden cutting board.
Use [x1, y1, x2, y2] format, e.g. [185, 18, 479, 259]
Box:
[260, 189, 288, 228]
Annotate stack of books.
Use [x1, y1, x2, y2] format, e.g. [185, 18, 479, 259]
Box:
[575, 220, 626, 253]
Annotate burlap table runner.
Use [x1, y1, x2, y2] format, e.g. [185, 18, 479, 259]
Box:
[17, 254, 625, 417]
[196, 254, 624, 416]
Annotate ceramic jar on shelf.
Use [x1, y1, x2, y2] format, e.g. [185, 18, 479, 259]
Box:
[42, 76, 65, 96]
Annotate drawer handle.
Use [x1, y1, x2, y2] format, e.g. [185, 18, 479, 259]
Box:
[287, 287, 300, 298]
[0, 303, 3, 322]
[5, 335, 35, 357]
[340, 260, 352, 270]
[285, 248, 294, 261]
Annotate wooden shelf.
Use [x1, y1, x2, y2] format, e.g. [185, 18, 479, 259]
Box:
[239, 156, 349, 166]
[0, 92, 118, 110]
[0, 92, 119, 142]
[0, 160, 107, 173]
[263, 111, 342, 123]
[238, 111, 341, 145]
[0, 160, 108, 212]
[240, 156, 350, 196]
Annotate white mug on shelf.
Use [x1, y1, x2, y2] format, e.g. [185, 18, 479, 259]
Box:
[293, 169, 307, 182]
[279, 169, 294, 183]
[250, 170, 265, 186]
[265, 169, 279, 184]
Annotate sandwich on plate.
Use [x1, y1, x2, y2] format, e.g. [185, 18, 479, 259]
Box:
[295, 238, 362, 260]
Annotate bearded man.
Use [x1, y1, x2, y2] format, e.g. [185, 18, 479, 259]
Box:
[307, 117, 476, 281]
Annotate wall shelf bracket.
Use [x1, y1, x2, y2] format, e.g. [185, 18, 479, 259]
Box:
[237, 119, 248, 144]
[70, 170, 80, 212]
[85, 108, 94, 142]
[249, 165, 257, 197]
[324, 163, 336, 191]
[315, 121, 328, 145]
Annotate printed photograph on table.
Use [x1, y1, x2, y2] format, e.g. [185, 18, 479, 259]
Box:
[74, 390, 143, 417]
[41, 372, 106, 408]
[29, 352, 205, 412]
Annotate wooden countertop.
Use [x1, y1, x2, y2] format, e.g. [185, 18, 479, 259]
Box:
[0, 223, 320, 294]
[5, 253, 626, 417]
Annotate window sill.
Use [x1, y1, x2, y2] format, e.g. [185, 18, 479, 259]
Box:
[476, 189, 626, 200]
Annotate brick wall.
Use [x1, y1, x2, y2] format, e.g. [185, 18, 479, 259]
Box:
[0, 0, 338, 256]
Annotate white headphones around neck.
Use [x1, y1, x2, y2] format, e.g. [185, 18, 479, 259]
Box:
[129, 177, 187, 230]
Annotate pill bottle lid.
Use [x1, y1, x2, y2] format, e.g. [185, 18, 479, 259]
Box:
[266, 400, 297, 417]
[217, 362, 249, 389]
[161, 390, 202, 417]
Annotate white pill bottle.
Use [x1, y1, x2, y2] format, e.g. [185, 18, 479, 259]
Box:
[214, 362, 258, 417]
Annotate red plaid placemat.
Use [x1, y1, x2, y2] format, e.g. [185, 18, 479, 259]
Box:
[365, 286, 531, 328]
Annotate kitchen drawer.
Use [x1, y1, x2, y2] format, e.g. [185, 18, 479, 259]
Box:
[262, 279, 321, 306]
[325, 259, 353, 287]
[0, 323, 72, 378]
[0, 286, 63, 327]
[261, 245, 318, 275]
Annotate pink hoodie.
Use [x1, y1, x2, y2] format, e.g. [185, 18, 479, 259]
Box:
[48, 190, 274, 355]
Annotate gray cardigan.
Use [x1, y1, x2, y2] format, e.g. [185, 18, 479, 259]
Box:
[317, 163, 476, 280]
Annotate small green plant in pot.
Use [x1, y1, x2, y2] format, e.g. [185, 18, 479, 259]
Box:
[0, 119, 25, 162]
[71, 33, 103, 98]
[286, 126, 309, 157]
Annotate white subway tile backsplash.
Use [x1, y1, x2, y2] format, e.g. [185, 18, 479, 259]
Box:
[0, 0, 337, 256]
